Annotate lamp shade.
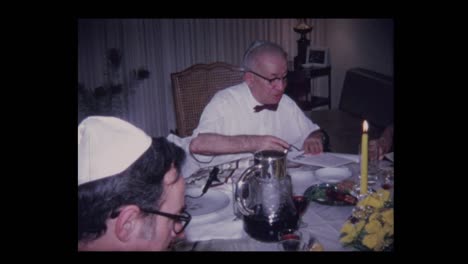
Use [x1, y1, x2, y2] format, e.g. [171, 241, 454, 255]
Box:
[294, 19, 313, 35]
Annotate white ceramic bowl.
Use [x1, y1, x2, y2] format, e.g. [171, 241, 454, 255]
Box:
[314, 167, 352, 183]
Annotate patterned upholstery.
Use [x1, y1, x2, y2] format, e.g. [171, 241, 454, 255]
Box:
[171, 62, 244, 137]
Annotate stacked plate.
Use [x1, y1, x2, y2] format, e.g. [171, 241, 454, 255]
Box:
[314, 167, 352, 183]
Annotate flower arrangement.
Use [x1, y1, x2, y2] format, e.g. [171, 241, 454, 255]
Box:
[339, 189, 393, 251]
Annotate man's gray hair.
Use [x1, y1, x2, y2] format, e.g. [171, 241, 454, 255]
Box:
[241, 40, 287, 71]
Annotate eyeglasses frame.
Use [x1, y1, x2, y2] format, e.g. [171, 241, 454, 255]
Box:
[246, 70, 288, 85]
[140, 208, 192, 234]
[111, 207, 192, 235]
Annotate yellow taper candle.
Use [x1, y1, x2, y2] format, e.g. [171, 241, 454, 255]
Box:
[360, 120, 369, 195]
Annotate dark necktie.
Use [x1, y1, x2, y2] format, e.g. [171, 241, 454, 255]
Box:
[253, 104, 278, 113]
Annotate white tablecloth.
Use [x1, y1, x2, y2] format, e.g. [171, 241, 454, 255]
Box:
[180, 155, 393, 251]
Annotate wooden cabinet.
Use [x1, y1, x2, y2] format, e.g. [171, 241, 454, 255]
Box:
[286, 66, 331, 110]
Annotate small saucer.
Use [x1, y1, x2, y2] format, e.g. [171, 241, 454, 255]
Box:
[304, 183, 358, 206]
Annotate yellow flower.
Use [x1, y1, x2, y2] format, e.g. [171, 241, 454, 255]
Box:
[340, 219, 367, 244]
[340, 232, 355, 244]
[357, 190, 391, 209]
[376, 189, 391, 202]
[382, 223, 394, 236]
[368, 211, 380, 222]
[352, 207, 368, 219]
[354, 220, 366, 233]
[367, 195, 385, 208]
[340, 191, 393, 251]
[365, 219, 382, 234]
[357, 196, 370, 207]
[381, 208, 394, 225]
[362, 233, 384, 251]
[340, 222, 355, 234]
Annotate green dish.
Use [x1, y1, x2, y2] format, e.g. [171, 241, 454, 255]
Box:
[304, 183, 358, 206]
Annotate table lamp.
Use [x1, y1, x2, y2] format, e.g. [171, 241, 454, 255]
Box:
[293, 19, 313, 70]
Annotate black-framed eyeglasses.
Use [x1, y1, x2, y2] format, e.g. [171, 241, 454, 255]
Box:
[247, 70, 288, 85]
[141, 208, 192, 234]
[111, 207, 192, 234]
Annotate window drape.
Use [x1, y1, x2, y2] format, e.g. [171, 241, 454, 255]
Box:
[78, 18, 324, 137]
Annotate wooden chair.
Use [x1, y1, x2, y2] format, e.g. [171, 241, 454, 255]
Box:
[171, 62, 244, 137]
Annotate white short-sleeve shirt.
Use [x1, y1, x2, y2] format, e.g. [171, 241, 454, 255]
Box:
[187, 81, 320, 170]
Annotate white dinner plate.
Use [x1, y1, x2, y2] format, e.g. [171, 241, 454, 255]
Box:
[185, 188, 230, 217]
[314, 167, 352, 183]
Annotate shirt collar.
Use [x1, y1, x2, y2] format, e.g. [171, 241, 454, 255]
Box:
[241, 82, 261, 111]
[242, 82, 282, 112]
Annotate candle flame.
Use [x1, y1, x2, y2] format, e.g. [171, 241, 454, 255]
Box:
[362, 120, 368, 132]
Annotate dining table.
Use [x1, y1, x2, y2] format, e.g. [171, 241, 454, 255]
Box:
[174, 152, 394, 251]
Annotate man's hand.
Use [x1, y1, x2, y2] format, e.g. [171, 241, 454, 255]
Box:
[369, 137, 391, 161]
[302, 130, 324, 154]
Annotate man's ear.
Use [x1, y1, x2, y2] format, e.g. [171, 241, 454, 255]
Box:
[163, 163, 177, 185]
[244, 72, 253, 86]
[114, 205, 141, 242]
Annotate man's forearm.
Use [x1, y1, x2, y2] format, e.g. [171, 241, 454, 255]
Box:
[189, 133, 257, 155]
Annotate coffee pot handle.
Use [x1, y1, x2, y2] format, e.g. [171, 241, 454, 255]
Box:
[234, 163, 262, 216]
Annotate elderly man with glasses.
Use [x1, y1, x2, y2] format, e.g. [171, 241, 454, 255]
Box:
[187, 40, 326, 169]
[78, 116, 190, 251]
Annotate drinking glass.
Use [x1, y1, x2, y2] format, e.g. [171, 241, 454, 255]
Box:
[292, 195, 309, 228]
[379, 166, 394, 190]
[277, 229, 305, 251]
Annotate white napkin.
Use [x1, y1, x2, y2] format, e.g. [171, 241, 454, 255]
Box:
[166, 133, 202, 178]
[384, 152, 394, 162]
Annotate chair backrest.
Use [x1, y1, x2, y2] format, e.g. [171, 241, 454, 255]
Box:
[171, 62, 244, 137]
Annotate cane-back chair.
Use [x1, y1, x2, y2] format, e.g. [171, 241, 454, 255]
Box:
[171, 62, 244, 137]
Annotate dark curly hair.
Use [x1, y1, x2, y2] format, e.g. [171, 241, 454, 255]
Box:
[78, 137, 185, 243]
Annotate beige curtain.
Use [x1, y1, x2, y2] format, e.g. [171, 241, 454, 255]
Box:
[78, 18, 325, 137]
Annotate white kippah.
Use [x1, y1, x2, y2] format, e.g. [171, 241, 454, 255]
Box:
[78, 116, 151, 186]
